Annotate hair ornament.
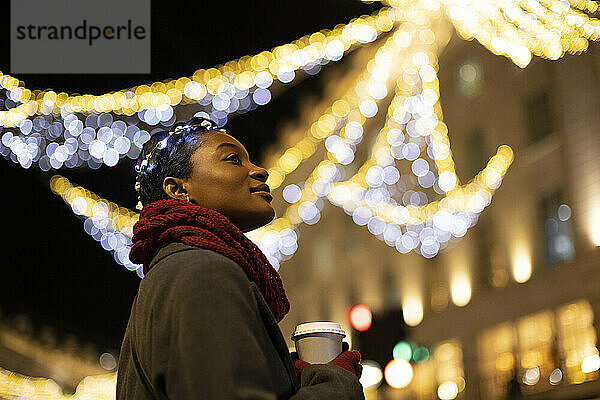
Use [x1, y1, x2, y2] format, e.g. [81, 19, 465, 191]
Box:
[134, 117, 223, 211]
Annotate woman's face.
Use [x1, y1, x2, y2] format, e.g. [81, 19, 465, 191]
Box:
[164, 131, 275, 232]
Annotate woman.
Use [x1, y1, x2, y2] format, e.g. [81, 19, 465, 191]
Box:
[116, 117, 364, 399]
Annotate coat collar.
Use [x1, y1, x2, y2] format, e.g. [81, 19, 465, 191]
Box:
[147, 242, 196, 272]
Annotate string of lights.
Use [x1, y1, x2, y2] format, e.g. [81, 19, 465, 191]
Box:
[264, 18, 409, 191]
[0, 7, 402, 129]
[50, 4, 513, 267]
[48, 21, 408, 272]
[49, 175, 143, 277]
[0, 8, 405, 172]
[439, 0, 600, 67]
[253, 3, 513, 260]
[252, 14, 435, 259]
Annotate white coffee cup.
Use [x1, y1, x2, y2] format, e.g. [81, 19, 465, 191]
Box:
[291, 321, 346, 364]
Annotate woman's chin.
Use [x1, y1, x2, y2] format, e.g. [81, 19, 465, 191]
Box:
[240, 207, 275, 232]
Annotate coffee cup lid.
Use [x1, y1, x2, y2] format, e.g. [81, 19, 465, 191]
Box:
[291, 322, 346, 340]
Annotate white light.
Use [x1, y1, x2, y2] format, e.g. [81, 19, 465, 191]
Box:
[360, 360, 383, 390]
[356, 25, 377, 43]
[391, 206, 410, 224]
[582, 354, 600, 373]
[523, 366, 540, 385]
[419, 65, 437, 82]
[549, 368, 563, 385]
[325, 135, 344, 153]
[71, 197, 88, 215]
[89, 140, 107, 159]
[99, 352, 117, 370]
[437, 381, 459, 400]
[254, 71, 273, 89]
[92, 202, 109, 220]
[386, 128, 404, 146]
[103, 148, 120, 167]
[383, 166, 400, 184]
[253, 88, 272, 105]
[184, 81, 206, 99]
[558, 204, 572, 221]
[369, 82, 388, 99]
[277, 68, 295, 84]
[326, 40, 345, 61]
[345, 122, 363, 140]
[352, 207, 372, 226]
[299, 202, 319, 222]
[438, 171, 457, 192]
[366, 166, 384, 187]
[402, 142, 420, 160]
[411, 158, 429, 177]
[384, 359, 413, 389]
[359, 99, 378, 118]
[282, 184, 302, 203]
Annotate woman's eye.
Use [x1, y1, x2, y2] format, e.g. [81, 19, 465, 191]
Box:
[227, 153, 241, 163]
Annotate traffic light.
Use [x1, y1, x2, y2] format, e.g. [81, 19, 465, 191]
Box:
[393, 340, 430, 363]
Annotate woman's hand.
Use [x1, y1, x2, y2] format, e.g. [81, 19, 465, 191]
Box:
[291, 342, 363, 379]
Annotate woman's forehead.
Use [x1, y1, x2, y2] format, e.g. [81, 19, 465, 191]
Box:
[198, 131, 248, 155]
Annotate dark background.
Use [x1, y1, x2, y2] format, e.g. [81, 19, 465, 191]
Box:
[1, 0, 382, 351]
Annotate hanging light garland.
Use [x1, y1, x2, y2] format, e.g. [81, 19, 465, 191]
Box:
[48, 19, 408, 271]
[0, 8, 405, 172]
[49, 175, 143, 276]
[383, 0, 600, 67]
[0, 7, 402, 129]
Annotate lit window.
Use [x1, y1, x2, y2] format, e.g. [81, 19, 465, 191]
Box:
[479, 323, 518, 400]
[434, 340, 465, 399]
[517, 311, 558, 393]
[557, 300, 598, 384]
[540, 191, 575, 265]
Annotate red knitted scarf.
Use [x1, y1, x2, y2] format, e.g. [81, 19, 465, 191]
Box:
[129, 199, 289, 322]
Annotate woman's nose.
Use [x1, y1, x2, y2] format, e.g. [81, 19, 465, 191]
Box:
[250, 165, 269, 182]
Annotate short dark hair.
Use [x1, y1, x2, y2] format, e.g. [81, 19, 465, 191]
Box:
[134, 117, 223, 208]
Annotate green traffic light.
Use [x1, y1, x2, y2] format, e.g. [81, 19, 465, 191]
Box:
[413, 346, 430, 363]
[392, 341, 412, 361]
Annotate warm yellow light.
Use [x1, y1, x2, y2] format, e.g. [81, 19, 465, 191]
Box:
[403, 296, 424, 326]
[512, 246, 532, 283]
[450, 273, 471, 307]
[589, 207, 600, 246]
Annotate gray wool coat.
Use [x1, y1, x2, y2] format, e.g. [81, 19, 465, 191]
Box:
[116, 242, 365, 399]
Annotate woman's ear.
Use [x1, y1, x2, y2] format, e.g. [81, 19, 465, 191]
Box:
[163, 177, 188, 201]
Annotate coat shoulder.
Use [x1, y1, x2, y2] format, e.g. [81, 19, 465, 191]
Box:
[142, 243, 249, 289]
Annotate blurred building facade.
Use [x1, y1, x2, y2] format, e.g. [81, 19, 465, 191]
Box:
[277, 36, 600, 400]
[0, 311, 117, 397]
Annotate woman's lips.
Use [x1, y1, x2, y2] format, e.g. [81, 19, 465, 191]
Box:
[252, 191, 273, 202]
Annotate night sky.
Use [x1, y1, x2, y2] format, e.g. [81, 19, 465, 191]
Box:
[1, 0, 382, 352]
